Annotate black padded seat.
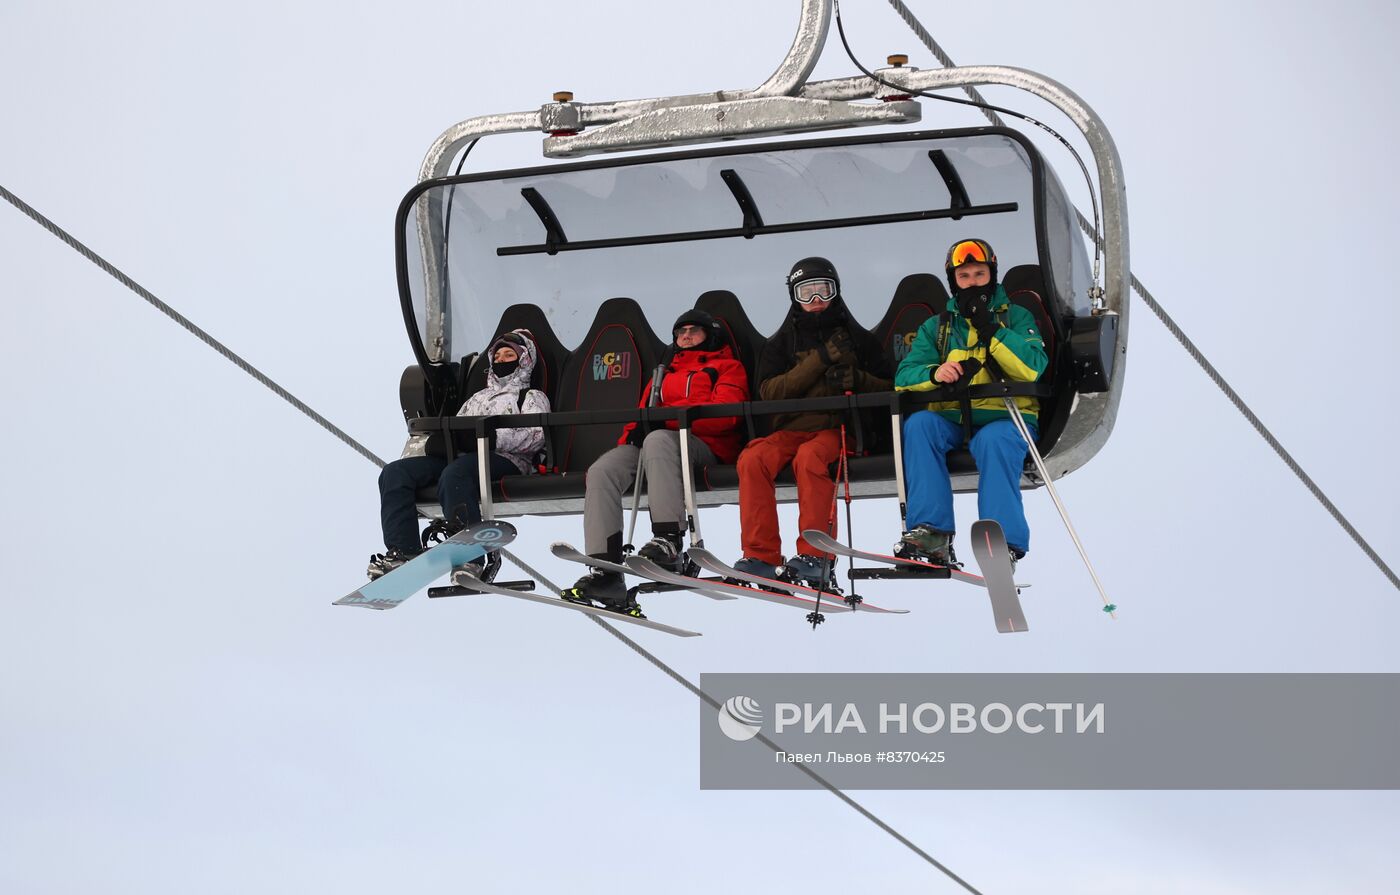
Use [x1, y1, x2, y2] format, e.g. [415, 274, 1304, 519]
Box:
[997, 264, 1066, 454]
[694, 290, 763, 384]
[694, 289, 766, 441]
[485, 297, 664, 503]
[872, 273, 947, 370]
[999, 264, 1060, 370]
[414, 304, 571, 509]
[491, 468, 588, 502]
[551, 297, 665, 472]
[1001, 264, 1065, 344]
[458, 302, 570, 406]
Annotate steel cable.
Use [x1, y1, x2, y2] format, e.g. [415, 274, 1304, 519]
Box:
[882, 0, 1397, 591]
[495, 547, 986, 892]
[0, 183, 388, 469]
[2, 181, 982, 891]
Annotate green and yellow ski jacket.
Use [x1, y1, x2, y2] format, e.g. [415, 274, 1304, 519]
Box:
[893, 285, 1048, 426]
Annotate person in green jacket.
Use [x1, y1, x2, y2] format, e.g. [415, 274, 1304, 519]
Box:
[893, 238, 1048, 564]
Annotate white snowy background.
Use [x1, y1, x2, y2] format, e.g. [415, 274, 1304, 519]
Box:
[2, 1, 1397, 892]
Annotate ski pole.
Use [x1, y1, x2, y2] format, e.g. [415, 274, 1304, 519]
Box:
[837, 394, 863, 608]
[624, 365, 666, 554]
[679, 423, 703, 549]
[1002, 398, 1117, 617]
[805, 428, 846, 630]
[888, 393, 910, 527]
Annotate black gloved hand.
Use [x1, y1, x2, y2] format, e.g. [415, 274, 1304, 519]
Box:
[624, 424, 644, 447]
[928, 357, 983, 387]
[819, 329, 856, 365]
[701, 367, 719, 388]
[955, 357, 983, 383]
[825, 364, 857, 392]
[957, 290, 999, 344]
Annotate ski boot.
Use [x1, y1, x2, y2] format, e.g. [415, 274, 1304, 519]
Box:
[367, 548, 419, 581]
[782, 554, 841, 594]
[637, 534, 686, 573]
[728, 560, 784, 588]
[562, 567, 628, 607]
[456, 550, 501, 585]
[895, 525, 957, 566]
[1009, 547, 1025, 577]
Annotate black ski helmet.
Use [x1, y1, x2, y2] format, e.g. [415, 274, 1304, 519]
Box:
[786, 256, 840, 305]
[671, 308, 722, 352]
[944, 238, 998, 293]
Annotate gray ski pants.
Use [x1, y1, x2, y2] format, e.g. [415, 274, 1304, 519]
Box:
[583, 429, 716, 556]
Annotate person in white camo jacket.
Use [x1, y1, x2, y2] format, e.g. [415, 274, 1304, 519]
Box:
[368, 329, 549, 581]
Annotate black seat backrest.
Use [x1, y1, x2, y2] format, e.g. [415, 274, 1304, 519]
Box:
[694, 289, 765, 444]
[694, 290, 762, 384]
[999, 264, 1059, 376]
[458, 303, 570, 408]
[999, 263, 1069, 454]
[552, 297, 665, 472]
[873, 273, 947, 371]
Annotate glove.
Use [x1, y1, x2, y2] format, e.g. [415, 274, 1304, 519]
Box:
[701, 367, 719, 389]
[929, 357, 982, 386]
[624, 424, 644, 447]
[957, 290, 999, 344]
[819, 329, 856, 365]
[825, 364, 857, 391]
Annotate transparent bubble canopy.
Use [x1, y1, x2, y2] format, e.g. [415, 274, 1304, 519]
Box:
[398, 128, 1090, 363]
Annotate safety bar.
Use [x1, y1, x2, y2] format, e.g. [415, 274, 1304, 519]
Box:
[409, 384, 1052, 442]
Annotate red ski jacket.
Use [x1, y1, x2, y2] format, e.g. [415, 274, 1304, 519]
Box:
[618, 343, 750, 463]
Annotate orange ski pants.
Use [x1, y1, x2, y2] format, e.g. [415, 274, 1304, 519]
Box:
[737, 428, 842, 564]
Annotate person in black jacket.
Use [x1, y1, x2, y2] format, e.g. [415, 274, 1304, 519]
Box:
[734, 257, 892, 588]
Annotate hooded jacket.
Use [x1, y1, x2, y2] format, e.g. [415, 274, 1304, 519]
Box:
[893, 284, 1047, 425]
[617, 341, 750, 463]
[458, 329, 550, 473]
[755, 296, 893, 432]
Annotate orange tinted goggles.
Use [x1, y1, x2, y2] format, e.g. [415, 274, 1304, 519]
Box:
[949, 240, 991, 267]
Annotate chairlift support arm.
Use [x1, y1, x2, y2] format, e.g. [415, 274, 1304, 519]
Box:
[410, 0, 1128, 484]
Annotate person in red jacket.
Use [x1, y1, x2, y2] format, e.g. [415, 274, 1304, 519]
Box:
[564, 309, 749, 615]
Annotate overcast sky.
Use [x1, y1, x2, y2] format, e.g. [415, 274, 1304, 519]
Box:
[2, 1, 1397, 893]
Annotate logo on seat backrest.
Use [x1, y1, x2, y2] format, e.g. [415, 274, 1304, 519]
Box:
[592, 351, 633, 381]
[887, 305, 934, 363]
[892, 331, 918, 361]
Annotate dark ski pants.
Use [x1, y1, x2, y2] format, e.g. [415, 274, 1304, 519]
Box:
[378, 451, 518, 553]
[737, 427, 843, 565]
[902, 411, 1036, 554]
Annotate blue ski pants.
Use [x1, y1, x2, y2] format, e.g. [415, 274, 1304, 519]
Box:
[902, 411, 1037, 554]
[378, 451, 518, 553]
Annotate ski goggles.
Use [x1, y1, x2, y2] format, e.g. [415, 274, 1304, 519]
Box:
[793, 278, 837, 304]
[948, 239, 993, 268]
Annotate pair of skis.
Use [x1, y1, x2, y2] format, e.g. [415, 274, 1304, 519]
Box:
[802, 523, 1028, 634]
[546, 542, 904, 618]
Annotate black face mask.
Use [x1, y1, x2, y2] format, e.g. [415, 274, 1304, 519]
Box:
[955, 288, 993, 316]
[492, 359, 520, 378]
[953, 281, 997, 305]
